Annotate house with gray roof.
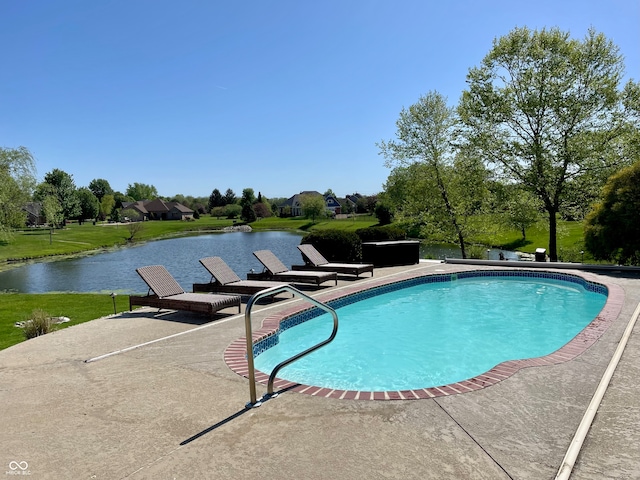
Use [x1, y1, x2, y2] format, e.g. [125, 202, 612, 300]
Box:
[278, 191, 342, 217]
[23, 202, 46, 226]
[121, 199, 194, 221]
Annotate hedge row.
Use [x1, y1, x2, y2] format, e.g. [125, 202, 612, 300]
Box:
[300, 225, 408, 262]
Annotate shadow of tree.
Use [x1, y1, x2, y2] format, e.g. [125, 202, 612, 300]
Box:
[298, 222, 316, 231]
[499, 238, 532, 251]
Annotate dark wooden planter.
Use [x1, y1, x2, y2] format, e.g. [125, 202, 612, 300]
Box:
[361, 240, 420, 267]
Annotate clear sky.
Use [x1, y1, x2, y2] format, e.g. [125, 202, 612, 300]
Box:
[2, 0, 638, 200]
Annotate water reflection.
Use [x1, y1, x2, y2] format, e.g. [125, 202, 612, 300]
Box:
[0, 231, 304, 294]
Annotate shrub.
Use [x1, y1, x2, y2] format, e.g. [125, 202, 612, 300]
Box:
[355, 225, 407, 242]
[22, 309, 55, 339]
[300, 230, 362, 262]
[224, 204, 241, 219]
[467, 245, 486, 259]
[210, 206, 226, 219]
[374, 202, 393, 225]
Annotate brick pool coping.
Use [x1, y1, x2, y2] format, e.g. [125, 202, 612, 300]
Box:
[223, 266, 625, 401]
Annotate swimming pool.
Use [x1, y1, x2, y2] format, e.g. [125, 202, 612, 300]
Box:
[225, 269, 619, 400]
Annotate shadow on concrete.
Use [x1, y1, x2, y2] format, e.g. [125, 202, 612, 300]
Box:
[180, 407, 251, 446]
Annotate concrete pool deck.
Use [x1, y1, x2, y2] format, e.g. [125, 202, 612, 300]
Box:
[1, 262, 639, 479]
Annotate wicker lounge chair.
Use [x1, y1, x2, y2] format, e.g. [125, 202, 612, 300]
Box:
[193, 256, 288, 296]
[129, 265, 241, 316]
[294, 244, 374, 278]
[251, 250, 337, 286]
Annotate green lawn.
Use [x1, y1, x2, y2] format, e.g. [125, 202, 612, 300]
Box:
[0, 293, 131, 351]
[471, 217, 589, 262]
[0, 217, 236, 264]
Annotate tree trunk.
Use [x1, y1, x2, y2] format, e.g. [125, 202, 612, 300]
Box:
[458, 230, 467, 259]
[434, 164, 466, 258]
[548, 208, 558, 262]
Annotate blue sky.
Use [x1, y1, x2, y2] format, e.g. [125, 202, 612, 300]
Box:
[2, 1, 638, 200]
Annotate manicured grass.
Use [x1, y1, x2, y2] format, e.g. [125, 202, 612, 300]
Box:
[250, 214, 378, 232]
[0, 293, 131, 351]
[471, 217, 589, 262]
[0, 217, 236, 264]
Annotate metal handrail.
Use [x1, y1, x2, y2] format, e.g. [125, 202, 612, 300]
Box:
[244, 284, 339, 407]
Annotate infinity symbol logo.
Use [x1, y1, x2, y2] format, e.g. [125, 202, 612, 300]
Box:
[8, 461, 28, 471]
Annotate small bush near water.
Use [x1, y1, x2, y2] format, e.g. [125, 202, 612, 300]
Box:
[21, 309, 55, 339]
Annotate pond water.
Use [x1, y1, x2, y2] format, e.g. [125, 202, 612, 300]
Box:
[0, 232, 521, 294]
[0, 231, 305, 294]
[420, 244, 521, 261]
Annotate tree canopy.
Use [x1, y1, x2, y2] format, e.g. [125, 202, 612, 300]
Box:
[379, 91, 489, 258]
[458, 26, 637, 261]
[76, 187, 100, 220]
[240, 188, 257, 222]
[208, 188, 224, 210]
[300, 194, 326, 221]
[125, 182, 158, 201]
[223, 188, 237, 205]
[0, 146, 37, 236]
[35, 168, 81, 222]
[88, 178, 113, 202]
[584, 160, 640, 264]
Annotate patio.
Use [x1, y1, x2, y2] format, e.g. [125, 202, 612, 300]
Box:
[0, 261, 638, 479]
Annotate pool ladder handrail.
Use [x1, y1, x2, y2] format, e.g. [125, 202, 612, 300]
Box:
[244, 284, 338, 408]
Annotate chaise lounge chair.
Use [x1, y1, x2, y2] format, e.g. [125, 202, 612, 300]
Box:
[251, 250, 337, 286]
[193, 256, 289, 296]
[294, 244, 374, 278]
[129, 265, 241, 316]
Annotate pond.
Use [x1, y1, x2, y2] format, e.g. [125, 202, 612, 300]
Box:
[0, 232, 522, 294]
[420, 244, 521, 261]
[0, 231, 305, 294]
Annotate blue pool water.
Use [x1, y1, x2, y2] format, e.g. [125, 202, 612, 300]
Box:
[253, 274, 607, 391]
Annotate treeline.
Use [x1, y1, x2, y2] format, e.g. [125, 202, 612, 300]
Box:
[0, 151, 379, 232]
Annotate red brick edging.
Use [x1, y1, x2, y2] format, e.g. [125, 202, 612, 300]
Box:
[224, 267, 624, 400]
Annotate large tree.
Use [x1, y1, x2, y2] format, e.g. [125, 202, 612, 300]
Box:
[88, 178, 113, 202]
[76, 187, 100, 221]
[125, 182, 158, 201]
[223, 188, 237, 205]
[99, 194, 116, 221]
[379, 91, 489, 258]
[458, 27, 638, 261]
[0, 146, 37, 235]
[240, 188, 256, 222]
[300, 193, 326, 222]
[208, 188, 224, 211]
[35, 168, 81, 222]
[584, 160, 640, 265]
[42, 195, 63, 231]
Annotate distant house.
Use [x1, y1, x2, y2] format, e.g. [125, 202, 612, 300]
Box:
[324, 194, 341, 215]
[278, 191, 341, 217]
[337, 193, 370, 214]
[344, 193, 362, 211]
[121, 199, 194, 221]
[23, 202, 46, 226]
